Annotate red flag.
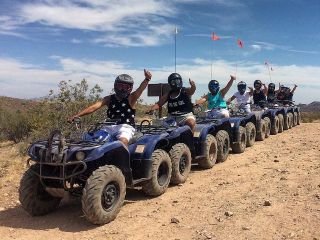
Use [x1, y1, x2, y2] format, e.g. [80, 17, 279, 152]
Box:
[211, 32, 220, 41]
[237, 38, 243, 48]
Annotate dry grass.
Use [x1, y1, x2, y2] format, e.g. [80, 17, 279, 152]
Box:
[301, 111, 320, 123]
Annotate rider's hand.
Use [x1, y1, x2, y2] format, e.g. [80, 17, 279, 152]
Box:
[294, 84, 297, 88]
[230, 75, 236, 81]
[248, 86, 253, 91]
[189, 78, 195, 86]
[144, 69, 152, 80]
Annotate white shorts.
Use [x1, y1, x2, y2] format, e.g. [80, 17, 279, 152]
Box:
[207, 109, 230, 118]
[167, 112, 196, 126]
[101, 124, 135, 142]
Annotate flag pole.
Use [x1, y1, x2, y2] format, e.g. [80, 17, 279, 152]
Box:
[175, 27, 177, 72]
[210, 39, 213, 79]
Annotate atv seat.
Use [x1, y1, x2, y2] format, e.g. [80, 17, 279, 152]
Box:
[129, 132, 144, 145]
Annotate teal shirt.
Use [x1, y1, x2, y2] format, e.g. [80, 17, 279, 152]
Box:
[207, 92, 227, 109]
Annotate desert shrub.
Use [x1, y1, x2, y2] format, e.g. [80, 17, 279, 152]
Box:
[301, 112, 320, 123]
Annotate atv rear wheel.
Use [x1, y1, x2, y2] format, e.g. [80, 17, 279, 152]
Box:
[142, 149, 172, 196]
[231, 126, 246, 153]
[271, 116, 279, 135]
[256, 120, 266, 141]
[264, 117, 271, 138]
[216, 130, 230, 163]
[245, 122, 256, 147]
[278, 114, 284, 133]
[293, 112, 298, 126]
[19, 165, 61, 216]
[297, 111, 301, 125]
[198, 134, 217, 169]
[283, 114, 290, 130]
[82, 165, 126, 225]
[169, 143, 192, 184]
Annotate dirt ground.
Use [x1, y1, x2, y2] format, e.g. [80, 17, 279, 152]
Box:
[0, 123, 319, 240]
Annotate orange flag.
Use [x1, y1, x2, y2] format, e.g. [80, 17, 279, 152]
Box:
[211, 32, 220, 41]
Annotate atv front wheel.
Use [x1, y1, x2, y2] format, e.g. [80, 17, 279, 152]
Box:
[263, 117, 271, 138]
[216, 130, 230, 163]
[142, 149, 172, 196]
[271, 116, 279, 135]
[82, 165, 126, 225]
[169, 143, 192, 184]
[278, 114, 284, 133]
[293, 112, 298, 126]
[231, 126, 246, 153]
[288, 113, 293, 129]
[245, 122, 256, 147]
[198, 134, 217, 169]
[19, 165, 61, 216]
[256, 120, 266, 141]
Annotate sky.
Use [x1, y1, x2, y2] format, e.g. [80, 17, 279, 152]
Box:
[0, 0, 320, 104]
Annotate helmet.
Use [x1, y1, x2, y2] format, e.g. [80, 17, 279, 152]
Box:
[114, 74, 134, 99]
[254, 80, 262, 90]
[268, 83, 275, 92]
[237, 81, 247, 95]
[168, 73, 183, 91]
[208, 80, 220, 95]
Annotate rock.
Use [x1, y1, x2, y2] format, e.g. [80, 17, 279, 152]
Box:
[190, 182, 194, 184]
[280, 177, 287, 180]
[274, 155, 278, 158]
[315, 194, 320, 200]
[274, 159, 279, 162]
[3, 193, 9, 197]
[264, 200, 272, 206]
[215, 217, 223, 222]
[171, 217, 180, 224]
[225, 211, 234, 217]
[173, 200, 178, 203]
[242, 226, 250, 230]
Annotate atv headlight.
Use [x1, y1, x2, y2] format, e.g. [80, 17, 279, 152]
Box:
[75, 151, 86, 161]
[135, 145, 145, 154]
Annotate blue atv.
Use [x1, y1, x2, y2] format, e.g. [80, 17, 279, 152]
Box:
[19, 118, 184, 225]
[137, 118, 194, 185]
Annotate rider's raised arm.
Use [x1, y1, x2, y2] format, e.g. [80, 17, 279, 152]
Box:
[227, 95, 236, 105]
[195, 94, 208, 105]
[248, 86, 254, 96]
[220, 75, 236, 98]
[185, 78, 196, 96]
[291, 84, 297, 94]
[262, 83, 268, 95]
[68, 96, 109, 122]
[129, 69, 152, 106]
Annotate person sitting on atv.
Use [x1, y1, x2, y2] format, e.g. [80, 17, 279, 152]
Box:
[148, 73, 196, 132]
[252, 79, 267, 107]
[226, 81, 253, 113]
[277, 84, 297, 106]
[68, 69, 152, 146]
[195, 75, 236, 118]
[267, 82, 279, 104]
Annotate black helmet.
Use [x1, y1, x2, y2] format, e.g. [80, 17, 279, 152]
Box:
[114, 74, 134, 99]
[237, 81, 247, 95]
[208, 80, 220, 95]
[168, 73, 183, 91]
[254, 79, 262, 90]
[268, 83, 275, 92]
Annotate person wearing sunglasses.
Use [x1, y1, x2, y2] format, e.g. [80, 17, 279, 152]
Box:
[252, 80, 267, 107]
[196, 75, 236, 118]
[68, 69, 152, 146]
[148, 73, 196, 132]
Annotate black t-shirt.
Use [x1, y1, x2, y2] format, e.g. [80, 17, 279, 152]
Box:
[253, 90, 266, 106]
[267, 92, 276, 103]
[106, 94, 136, 126]
[167, 88, 193, 114]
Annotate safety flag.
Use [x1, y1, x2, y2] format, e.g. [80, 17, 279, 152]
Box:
[237, 38, 243, 48]
[211, 32, 220, 41]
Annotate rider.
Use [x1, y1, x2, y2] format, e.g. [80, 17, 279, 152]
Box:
[277, 84, 297, 105]
[227, 81, 253, 113]
[68, 69, 152, 146]
[196, 75, 236, 118]
[267, 83, 278, 103]
[252, 80, 267, 107]
[148, 73, 196, 132]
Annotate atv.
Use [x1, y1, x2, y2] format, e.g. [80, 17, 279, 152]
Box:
[19, 118, 183, 225]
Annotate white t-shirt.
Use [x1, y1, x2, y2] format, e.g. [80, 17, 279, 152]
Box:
[233, 91, 251, 112]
